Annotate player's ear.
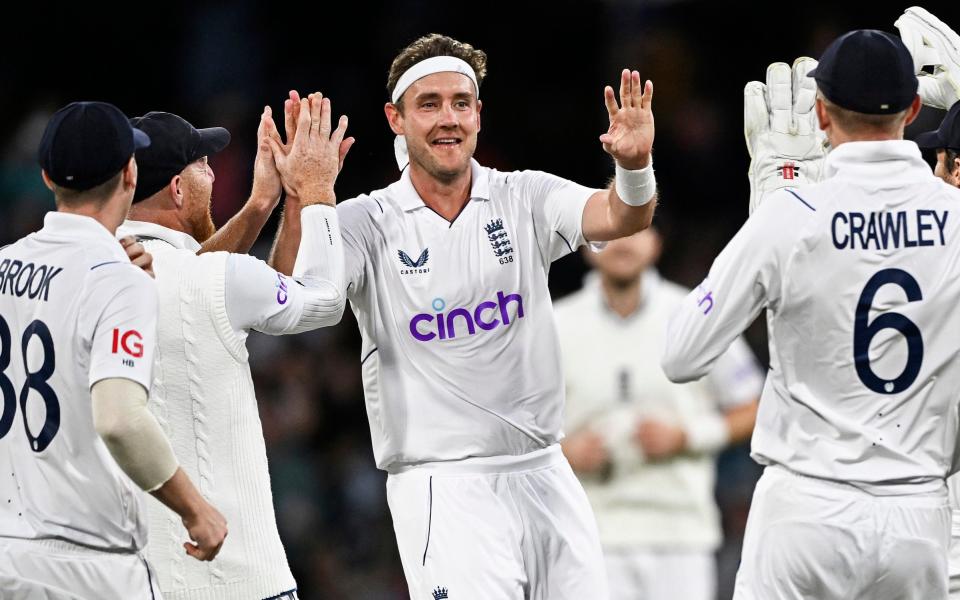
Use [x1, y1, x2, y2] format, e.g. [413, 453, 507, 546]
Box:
[903, 95, 922, 127]
[476, 98, 482, 132]
[122, 157, 137, 191]
[814, 97, 830, 132]
[40, 169, 55, 191]
[385, 102, 404, 135]
[169, 175, 184, 209]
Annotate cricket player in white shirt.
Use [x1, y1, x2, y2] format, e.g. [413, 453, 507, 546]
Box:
[896, 7, 960, 597]
[118, 95, 352, 600]
[556, 226, 762, 600]
[270, 34, 657, 599]
[662, 28, 960, 599]
[0, 101, 227, 599]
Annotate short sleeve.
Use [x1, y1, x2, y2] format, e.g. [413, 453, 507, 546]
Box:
[514, 170, 600, 263]
[85, 265, 158, 391]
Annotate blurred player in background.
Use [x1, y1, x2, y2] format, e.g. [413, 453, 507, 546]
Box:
[556, 226, 761, 600]
[663, 26, 960, 598]
[118, 95, 353, 600]
[272, 33, 657, 599]
[896, 7, 960, 597]
[0, 102, 226, 599]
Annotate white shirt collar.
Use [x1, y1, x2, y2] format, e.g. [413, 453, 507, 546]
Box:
[41, 211, 118, 242]
[119, 220, 202, 252]
[391, 158, 491, 212]
[823, 140, 934, 184]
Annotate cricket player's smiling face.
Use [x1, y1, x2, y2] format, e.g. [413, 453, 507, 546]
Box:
[396, 72, 481, 181]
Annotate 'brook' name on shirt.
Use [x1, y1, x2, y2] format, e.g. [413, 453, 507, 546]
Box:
[832, 210, 948, 250]
[0, 258, 62, 301]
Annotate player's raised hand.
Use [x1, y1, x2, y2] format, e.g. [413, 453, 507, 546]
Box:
[600, 69, 654, 170]
[119, 236, 154, 278]
[895, 6, 960, 110]
[744, 57, 827, 214]
[182, 500, 228, 561]
[250, 105, 284, 208]
[266, 92, 355, 207]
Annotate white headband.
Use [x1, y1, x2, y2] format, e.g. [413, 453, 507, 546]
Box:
[391, 56, 480, 170]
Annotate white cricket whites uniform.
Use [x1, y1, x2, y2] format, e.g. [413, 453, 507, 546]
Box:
[118, 205, 343, 600]
[556, 269, 762, 600]
[0, 212, 161, 599]
[662, 140, 960, 599]
[338, 159, 607, 599]
[950, 475, 960, 597]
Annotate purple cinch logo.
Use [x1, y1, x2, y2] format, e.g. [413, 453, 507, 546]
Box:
[275, 273, 288, 305]
[409, 291, 524, 341]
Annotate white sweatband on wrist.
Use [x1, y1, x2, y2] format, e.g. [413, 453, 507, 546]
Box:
[615, 162, 656, 206]
[391, 56, 480, 171]
[684, 413, 730, 454]
[91, 378, 179, 492]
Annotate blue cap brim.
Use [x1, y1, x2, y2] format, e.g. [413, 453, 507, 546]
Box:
[914, 130, 944, 149]
[133, 128, 151, 149]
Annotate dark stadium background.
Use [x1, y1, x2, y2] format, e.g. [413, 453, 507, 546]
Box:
[0, 1, 952, 597]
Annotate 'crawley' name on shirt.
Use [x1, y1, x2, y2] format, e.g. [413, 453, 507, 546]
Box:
[0, 258, 62, 301]
[831, 210, 948, 250]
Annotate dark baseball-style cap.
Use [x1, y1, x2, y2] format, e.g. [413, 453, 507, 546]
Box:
[129, 112, 231, 203]
[915, 102, 960, 151]
[808, 29, 918, 115]
[37, 101, 151, 191]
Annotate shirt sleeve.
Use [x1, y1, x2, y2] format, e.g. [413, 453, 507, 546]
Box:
[86, 265, 158, 392]
[225, 205, 345, 335]
[661, 190, 808, 383]
[704, 336, 765, 410]
[514, 170, 601, 263]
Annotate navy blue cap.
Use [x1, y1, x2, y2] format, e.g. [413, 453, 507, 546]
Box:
[915, 102, 960, 151]
[37, 101, 150, 191]
[808, 29, 918, 115]
[129, 112, 230, 203]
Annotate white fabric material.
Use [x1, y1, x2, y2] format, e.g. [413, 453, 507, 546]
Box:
[557, 270, 761, 550]
[390, 55, 480, 170]
[337, 158, 600, 470]
[744, 57, 827, 214]
[0, 537, 162, 600]
[663, 140, 960, 495]
[950, 475, 960, 597]
[614, 162, 656, 206]
[121, 208, 345, 337]
[386, 445, 607, 600]
[734, 466, 950, 599]
[120, 230, 296, 599]
[92, 378, 178, 492]
[604, 547, 715, 600]
[896, 6, 960, 110]
[0, 212, 157, 552]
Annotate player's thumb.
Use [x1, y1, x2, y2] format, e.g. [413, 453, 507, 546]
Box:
[184, 541, 203, 560]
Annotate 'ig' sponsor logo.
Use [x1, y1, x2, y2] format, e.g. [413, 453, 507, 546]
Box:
[112, 328, 144, 358]
[409, 291, 524, 342]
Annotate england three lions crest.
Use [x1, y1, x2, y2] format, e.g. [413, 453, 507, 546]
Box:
[485, 219, 514, 264]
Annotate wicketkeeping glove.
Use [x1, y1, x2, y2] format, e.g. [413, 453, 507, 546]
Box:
[895, 6, 960, 110]
[744, 57, 827, 215]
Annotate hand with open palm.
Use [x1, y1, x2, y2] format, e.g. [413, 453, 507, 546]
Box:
[600, 69, 654, 170]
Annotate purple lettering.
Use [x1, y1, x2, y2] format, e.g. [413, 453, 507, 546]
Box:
[410, 314, 436, 341]
[497, 291, 524, 325]
[474, 301, 500, 330]
[445, 308, 476, 339]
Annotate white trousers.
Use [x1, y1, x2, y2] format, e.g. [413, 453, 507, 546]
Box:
[386, 445, 608, 600]
[949, 512, 960, 599]
[604, 546, 714, 600]
[735, 466, 950, 600]
[0, 537, 162, 599]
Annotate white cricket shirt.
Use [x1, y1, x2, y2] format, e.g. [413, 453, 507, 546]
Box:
[0, 212, 157, 551]
[556, 270, 762, 549]
[339, 159, 599, 470]
[663, 141, 960, 495]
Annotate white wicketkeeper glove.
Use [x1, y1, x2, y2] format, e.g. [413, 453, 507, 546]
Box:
[895, 6, 960, 110]
[744, 57, 827, 214]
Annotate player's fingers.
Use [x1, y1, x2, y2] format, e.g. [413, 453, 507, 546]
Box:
[184, 542, 203, 560]
[630, 70, 641, 107]
[640, 79, 653, 110]
[309, 93, 324, 134]
[319, 96, 332, 138]
[744, 81, 769, 141]
[284, 98, 297, 145]
[603, 86, 618, 118]
[295, 98, 311, 144]
[118, 235, 135, 248]
[766, 62, 792, 133]
[331, 114, 348, 145]
[619, 69, 630, 110]
[265, 137, 286, 166]
[338, 136, 356, 172]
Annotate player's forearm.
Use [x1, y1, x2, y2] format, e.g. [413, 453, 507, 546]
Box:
[582, 167, 657, 242]
[724, 400, 759, 446]
[268, 201, 303, 275]
[149, 467, 210, 521]
[605, 182, 657, 238]
[198, 192, 276, 255]
[91, 378, 179, 492]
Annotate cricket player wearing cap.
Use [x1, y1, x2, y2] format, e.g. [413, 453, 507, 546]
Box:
[662, 27, 960, 598]
[0, 101, 227, 599]
[272, 34, 656, 599]
[118, 94, 352, 600]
